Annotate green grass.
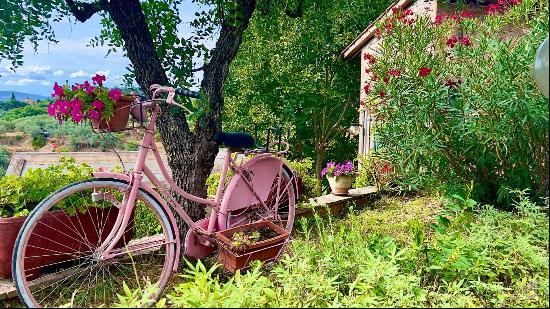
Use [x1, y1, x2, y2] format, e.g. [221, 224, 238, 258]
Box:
[111, 194, 548, 308]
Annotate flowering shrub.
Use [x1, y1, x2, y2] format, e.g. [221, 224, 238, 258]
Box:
[363, 1, 549, 206]
[321, 160, 355, 178]
[47, 74, 124, 125]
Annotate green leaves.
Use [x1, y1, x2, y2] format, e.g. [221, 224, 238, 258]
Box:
[0, 157, 93, 218]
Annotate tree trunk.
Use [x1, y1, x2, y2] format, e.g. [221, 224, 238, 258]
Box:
[105, 0, 257, 244]
[314, 148, 325, 195]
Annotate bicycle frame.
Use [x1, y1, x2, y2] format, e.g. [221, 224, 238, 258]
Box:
[94, 94, 291, 263]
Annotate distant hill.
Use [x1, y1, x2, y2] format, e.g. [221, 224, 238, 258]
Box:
[0, 91, 48, 101]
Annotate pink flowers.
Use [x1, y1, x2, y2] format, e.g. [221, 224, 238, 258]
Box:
[419, 67, 432, 77]
[92, 100, 105, 111]
[88, 110, 100, 121]
[92, 74, 106, 86]
[52, 82, 65, 98]
[321, 160, 355, 178]
[109, 88, 122, 101]
[48, 74, 124, 125]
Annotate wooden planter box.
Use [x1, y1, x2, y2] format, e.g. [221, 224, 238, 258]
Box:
[0, 207, 128, 279]
[215, 220, 289, 273]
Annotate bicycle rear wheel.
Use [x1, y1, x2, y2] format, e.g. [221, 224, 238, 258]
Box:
[12, 179, 176, 308]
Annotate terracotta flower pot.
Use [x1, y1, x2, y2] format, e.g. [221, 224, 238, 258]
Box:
[215, 220, 289, 273]
[0, 207, 131, 279]
[327, 175, 353, 196]
[91, 96, 133, 132]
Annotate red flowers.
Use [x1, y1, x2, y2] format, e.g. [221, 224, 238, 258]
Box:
[363, 84, 370, 94]
[379, 90, 386, 98]
[460, 11, 475, 19]
[383, 77, 390, 83]
[419, 67, 432, 77]
[486, 3, 503, 15]
[363, 53, 376, 64]
[92, 74, 106, 86]
[446, 35, 471, 48]
[435, 13, 462, 26]
[388, 69, 402, 77]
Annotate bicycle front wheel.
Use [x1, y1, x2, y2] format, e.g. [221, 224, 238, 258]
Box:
[12, 179, 176, 308]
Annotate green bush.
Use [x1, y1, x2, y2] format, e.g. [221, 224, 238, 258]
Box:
[31, 134, 46, 150]
[0, 157, 93, 218]
[365, 2, 549, 206]
[0, 145, 10, 176]
[0, 103, 48, 121]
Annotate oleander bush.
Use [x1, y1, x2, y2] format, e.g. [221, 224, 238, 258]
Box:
[364, 1, 549, 206]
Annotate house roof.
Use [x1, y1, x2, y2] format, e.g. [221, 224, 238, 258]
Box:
[341, 0, 413, 59]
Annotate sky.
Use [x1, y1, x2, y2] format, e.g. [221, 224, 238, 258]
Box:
[0, 2, 210, 97]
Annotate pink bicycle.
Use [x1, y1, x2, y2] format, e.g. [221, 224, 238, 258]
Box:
[12, 85, 298, 307]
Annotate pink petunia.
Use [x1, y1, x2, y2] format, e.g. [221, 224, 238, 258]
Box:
[108, 88, 122, 101]
[88, 109, 100, 120]
[92, 100, 105, 111]
[71, 110, 83, 123]
[59, 101, 71, 115]
[92, 74, 106, 86]
[71, 98, 83, 111]
[47, 103, 57, 116]
[85, 85, 96, 96]
[52, 82, 65, 98]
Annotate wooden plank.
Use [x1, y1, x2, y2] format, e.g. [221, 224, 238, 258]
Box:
[296, 186, 378, 220]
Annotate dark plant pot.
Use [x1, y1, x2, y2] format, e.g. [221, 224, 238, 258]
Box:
[0, 207, 130, 279]
[91, 96, 133, 132]
[215, 220, 289, 273]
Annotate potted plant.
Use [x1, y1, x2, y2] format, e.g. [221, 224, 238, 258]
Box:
[215, 220, 289, 273]
[321, 160, 356, 196]
[47, 74, 133, 131]
[0, 158, 126, 278]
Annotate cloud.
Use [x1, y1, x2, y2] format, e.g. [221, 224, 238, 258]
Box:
[94, 70, 111, 79]
[53, 70, 65, 76]
[1, 65, 51, 76]
[4, 79, 50, 86]
[70, 70, 90, 78]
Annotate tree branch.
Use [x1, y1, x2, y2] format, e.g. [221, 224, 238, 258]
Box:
[65, 0, 107, 22]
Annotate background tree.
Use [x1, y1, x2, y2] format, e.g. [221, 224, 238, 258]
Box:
[223, 0, 391, 193]
[0, 0, 309, 240]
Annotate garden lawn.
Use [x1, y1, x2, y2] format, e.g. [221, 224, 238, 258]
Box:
[114, 194, 549, 308]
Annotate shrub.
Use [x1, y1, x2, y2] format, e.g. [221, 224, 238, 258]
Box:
[365, 2, 549, 206]
[0, 103, 48, 121]
[0, 146, 10, 176]
[31, 134, 46, 150]
[0, 157, 93, 218]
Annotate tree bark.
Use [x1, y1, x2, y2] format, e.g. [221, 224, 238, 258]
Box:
[102, 0, 257, 243]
